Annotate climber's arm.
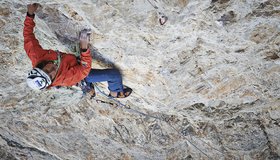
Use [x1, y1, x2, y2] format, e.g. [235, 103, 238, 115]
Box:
[64, 49, 92, 84]
[23, 3, 46, 64]
[63, 30, 92, 84]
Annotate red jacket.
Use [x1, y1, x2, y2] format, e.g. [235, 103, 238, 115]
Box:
[23, 15, 92, 88]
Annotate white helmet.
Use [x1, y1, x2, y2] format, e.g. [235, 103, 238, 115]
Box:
[26, 68, 52, 90]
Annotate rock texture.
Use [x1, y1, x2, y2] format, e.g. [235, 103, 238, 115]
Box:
[0, 0, 279, 159]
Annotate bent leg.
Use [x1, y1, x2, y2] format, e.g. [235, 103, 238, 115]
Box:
[85, 69, 124, 92]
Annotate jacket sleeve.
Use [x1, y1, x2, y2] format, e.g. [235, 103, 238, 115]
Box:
[23, 14, 46, 66]
[65, 49, 92, 83]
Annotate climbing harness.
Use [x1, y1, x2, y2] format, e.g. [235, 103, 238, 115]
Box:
[51, 50, 62, 81]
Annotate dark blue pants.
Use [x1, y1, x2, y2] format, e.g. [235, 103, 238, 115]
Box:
[85, 69, 124, 92]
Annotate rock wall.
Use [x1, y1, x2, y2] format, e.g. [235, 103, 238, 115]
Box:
[0, 0, 279, 159]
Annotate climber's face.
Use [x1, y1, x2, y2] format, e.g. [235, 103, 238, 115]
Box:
[42, 62, 57, 80]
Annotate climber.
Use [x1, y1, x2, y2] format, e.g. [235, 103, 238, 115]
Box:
[24, 3, 132, 98]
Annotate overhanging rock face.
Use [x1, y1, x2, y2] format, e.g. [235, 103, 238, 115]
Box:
[0, 0, 279, 159]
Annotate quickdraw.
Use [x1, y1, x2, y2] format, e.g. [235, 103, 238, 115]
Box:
[159, 15, 168, 25]
[95, 99, 118, 107]
[147, 0, 168, 25]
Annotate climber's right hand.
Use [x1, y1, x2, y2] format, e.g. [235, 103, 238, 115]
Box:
[79, 29, 91, 50]
[27, 3, 40, 15]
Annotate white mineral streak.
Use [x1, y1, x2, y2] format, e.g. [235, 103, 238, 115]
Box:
[0, 0, 279, 159]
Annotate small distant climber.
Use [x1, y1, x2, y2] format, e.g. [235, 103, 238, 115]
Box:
[24, 3, 132, 98]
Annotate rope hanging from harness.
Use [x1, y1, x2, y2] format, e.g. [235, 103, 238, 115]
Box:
[51, 50, 62, 81]
[92, 83, 223, 159]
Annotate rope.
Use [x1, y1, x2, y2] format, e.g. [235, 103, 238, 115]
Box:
[92, 83, 224, 159]
[147, 0, 159, 9]
[93, 84, 159, 119]
[52, 50, 62, 81]
[166, 122, 211, 159]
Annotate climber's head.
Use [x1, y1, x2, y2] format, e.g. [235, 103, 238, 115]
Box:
[26, 61, 57, 90]
[27, 68, 52, 90]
